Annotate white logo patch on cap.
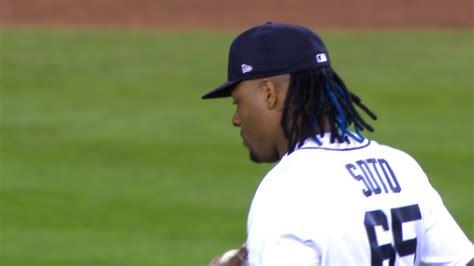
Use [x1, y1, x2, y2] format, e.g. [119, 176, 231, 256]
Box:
[316, 53, 327, 63]
[241, 64, 253, 74]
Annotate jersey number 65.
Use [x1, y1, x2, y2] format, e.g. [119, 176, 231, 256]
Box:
[364, 204, 422, 266]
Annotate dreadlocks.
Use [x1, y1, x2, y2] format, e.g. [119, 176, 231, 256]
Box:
[281, 67, 377, 154]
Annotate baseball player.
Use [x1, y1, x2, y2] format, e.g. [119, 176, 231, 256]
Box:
[203, 22, 473, 266]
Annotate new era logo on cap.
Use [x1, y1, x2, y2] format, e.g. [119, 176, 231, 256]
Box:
[241, 64, 253, 74]
[316, 53, 327, 63]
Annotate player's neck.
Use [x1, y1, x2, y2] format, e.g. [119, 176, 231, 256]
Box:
[278, 117, 331, 159]
[276, 128, 289, 160]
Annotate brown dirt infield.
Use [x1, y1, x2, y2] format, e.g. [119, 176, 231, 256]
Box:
[0, 0, 472, 30]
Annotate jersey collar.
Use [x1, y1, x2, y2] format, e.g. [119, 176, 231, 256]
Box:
[296, 133, 371, 152]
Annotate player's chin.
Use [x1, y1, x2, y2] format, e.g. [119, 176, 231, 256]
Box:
[249, 151, 262, 163]
[249, 150, 279, 164]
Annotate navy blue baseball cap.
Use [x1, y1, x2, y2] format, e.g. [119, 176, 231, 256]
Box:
[202, 22, 331, 99]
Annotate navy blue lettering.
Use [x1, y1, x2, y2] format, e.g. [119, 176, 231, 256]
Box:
[379, 159, 401, 193]
[367, 158, 389, 193]
[346, 163, 372, 197]
[347, 158, 402, 196]
[357, 159, 382, 195]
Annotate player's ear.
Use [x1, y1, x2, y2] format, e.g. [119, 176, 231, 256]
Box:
[260, 78, 278, 110]
[260, 74, 289, 111]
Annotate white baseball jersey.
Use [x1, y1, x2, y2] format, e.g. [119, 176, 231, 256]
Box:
[246, 133, 473, 265]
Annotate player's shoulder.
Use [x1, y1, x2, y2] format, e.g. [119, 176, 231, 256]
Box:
[371, 140, 425, 169]
[370, 139, 413, 157]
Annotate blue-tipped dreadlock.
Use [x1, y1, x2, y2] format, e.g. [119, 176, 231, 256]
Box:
[281, 67, 377, 154]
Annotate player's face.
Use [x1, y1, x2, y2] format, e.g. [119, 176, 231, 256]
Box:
[231, 79, 283, 163]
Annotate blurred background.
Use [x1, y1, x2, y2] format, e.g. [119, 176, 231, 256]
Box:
[1, 0, 472, 265]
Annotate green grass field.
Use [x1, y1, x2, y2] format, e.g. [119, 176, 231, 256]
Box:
[1, 27, 472, 265]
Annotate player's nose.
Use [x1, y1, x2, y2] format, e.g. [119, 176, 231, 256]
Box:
[232, 111, 240, 127]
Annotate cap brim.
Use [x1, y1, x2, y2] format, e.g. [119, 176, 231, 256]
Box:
[201, 80, 240, 99]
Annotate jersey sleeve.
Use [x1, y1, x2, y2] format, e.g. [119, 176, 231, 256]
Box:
[247, 191, 325, 266]
[246, 161, 328, 266]
[419, 187, 473, 265]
